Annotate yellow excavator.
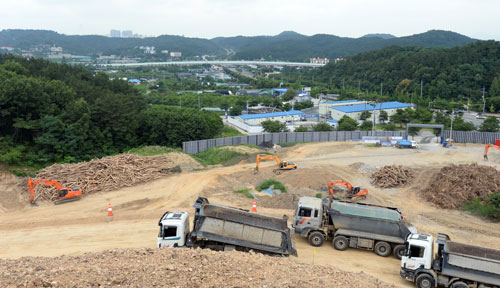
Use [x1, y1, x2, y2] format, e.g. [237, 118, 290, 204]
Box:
[254, 154, 297, 175]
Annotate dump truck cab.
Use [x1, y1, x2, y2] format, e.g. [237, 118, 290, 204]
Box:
[292, 197, 326, 246]
[400, 234, 434, 282]
[157, 211, 190, 248]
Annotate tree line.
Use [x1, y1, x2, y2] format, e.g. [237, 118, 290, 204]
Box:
[315, 41, 500, 111]
[0, 55, 223, 168]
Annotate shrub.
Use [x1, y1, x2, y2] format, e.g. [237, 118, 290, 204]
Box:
[256, 179, 287, 193]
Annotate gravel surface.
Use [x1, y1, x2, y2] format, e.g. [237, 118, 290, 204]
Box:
[0, 248, 395, 287]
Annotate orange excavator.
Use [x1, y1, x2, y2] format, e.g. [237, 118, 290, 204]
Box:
[28, 177, 82, 205]
[484, 144, 500, 161]
[328, 180, 368, 200]
[254, 154, 297, 175]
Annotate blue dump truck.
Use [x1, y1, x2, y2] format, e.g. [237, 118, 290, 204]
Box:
[158, 197, 297, 256]
[292, 197, 416, 258]
[396, 140, 419, 149]
[401, 233, 500, 288]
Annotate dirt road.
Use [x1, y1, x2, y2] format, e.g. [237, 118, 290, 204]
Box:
[1, 142, 499, 287]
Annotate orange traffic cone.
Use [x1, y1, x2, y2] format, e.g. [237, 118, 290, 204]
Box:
[251, 199, 257, 212]
[107, 203, 113, 216]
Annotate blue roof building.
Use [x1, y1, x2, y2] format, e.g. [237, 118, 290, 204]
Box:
[329, 101, 414, 123]
[330, 101, 413, 113]
[239, 110, 303, 120]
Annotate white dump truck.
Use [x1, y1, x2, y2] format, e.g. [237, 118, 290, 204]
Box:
[157, 197, 297, 256]
[401, 233, 500, 288]
[293, 196, 416, 258]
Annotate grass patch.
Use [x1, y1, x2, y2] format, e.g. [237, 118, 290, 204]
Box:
[463, 193, 500, 220]
[256, 179, 287, 193]
[277, 142, 297, 148]
[128, 146, 181, 156]
[364, 143, 379, 148]
[217, 126, 245, 138]
[192, 147, 246, 166]
[233, 188, 254, 199]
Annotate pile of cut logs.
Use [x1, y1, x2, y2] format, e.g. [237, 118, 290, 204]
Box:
[371, 165, 414, 188]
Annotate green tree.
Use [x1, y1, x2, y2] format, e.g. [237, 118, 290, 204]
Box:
[490, 77, 500, 97]
[282, 88, 297, 102]
[379, 110, 388, 124]
[360, 120, 373, 131]
[479, 116, 500, 132]
[452, 117, 475, 131]
[360, 110, 372, 121]
[337, 115, 358, 131]
[313, 122, 334, 131]
[294, 126, 308, 132]
[229, 105, 243, 116]
[219, 100, 230, 115]
[382, 123, 397, 131]
[261, 120, 288, 133]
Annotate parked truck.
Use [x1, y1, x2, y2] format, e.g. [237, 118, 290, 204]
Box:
[157, 197, 297, 256]
[401, 233, 500, 288]
[292, 196, 416, 258]
[396, 140, 419, 149]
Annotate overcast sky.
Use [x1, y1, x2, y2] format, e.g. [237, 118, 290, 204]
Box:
[1, 0, 499, 40]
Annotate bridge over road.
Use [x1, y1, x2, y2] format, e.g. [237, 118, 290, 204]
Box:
[99, 60, 326, 68]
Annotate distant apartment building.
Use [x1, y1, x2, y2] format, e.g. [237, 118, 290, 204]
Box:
[50, 46, 63, 53]
[170, 52, 182, 57]
[122, 30, 133, 37]
[110, 29, 121, 37]
[161, 50, 169, 54]
[310, 58, 330, 64]
[334, 58, 344, 63]
[139, 46, 156, 54]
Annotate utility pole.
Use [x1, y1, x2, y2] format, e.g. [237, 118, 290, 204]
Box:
[482, 86, 486, 114]
[342, 79, 345, 90]
[198, 94, 201, 110]
[449, 109, 455, 144]
[372, 100, 377, 133]
[358, 80, 361, 91]
[380, 82, 383, 96]
[420, 80, 423, 98]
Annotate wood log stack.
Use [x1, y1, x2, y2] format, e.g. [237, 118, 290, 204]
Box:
[33, 154, 174, 201]
[422, 164, 500, 209]
[371, 165, 414, 188]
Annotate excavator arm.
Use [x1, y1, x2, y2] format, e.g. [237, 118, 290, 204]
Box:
[484, 144, 500, 161]
[27, 178, 81, 205]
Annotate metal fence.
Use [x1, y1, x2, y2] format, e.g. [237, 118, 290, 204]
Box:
[182, 131, 406, 154]
[443, 131, 500, 144]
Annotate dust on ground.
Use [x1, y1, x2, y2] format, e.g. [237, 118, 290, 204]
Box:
[0, 173, 26, 213]
[2, 142, 500, 287]
[0, 248, 395, 288]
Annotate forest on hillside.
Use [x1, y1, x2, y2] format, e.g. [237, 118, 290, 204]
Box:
[0, 55, 223, 168]
[315, 41, 500, 111]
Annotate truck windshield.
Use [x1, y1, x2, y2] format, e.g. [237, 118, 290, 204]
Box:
[298, 207, 312, 217]
[162, 225, 178, 238]
[409, 245, 425, 258]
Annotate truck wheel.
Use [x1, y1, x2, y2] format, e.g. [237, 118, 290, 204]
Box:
[333, 236, 349, 251]
[374, 241, 391, 257]
[393, 244, 406, 259]
[416, 274, 435, 288]
[451, 282, 468, 288]
[308, 232, 324, 247]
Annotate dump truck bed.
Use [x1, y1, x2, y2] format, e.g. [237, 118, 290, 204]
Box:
[191, 201, 296, 256]
[440, 241, 500, 285]
[327, 200, 413, 241]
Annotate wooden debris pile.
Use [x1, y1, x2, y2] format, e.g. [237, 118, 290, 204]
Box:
[33, 154, 175, 201]
[371, 165, 414, 188]
[422, 164, 500, 209]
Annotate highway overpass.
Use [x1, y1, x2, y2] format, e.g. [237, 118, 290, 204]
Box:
[99, 60, 326, 68]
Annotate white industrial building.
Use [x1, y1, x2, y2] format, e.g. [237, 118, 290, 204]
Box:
[319, 100, 367, 116]
[330, 101, 413, 123]
[237, 110, 304, 125]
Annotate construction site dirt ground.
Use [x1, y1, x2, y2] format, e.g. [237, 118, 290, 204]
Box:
[2, 142, 500, 287]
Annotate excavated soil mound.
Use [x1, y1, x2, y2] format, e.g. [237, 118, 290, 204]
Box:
[258, 192, 301, 209]
[422, 164, 500, 209]
[371, 165, 414, 188]
[34, 154, 182, 201]
[0, 248, 394, 288]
